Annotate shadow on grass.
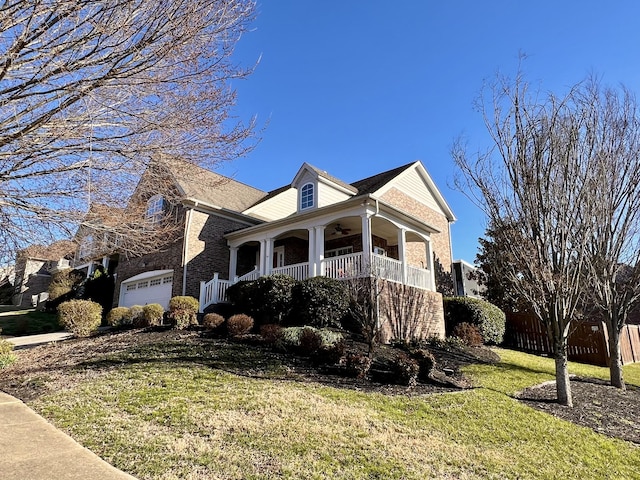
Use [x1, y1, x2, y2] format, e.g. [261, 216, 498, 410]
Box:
[0, 310, 62, 336]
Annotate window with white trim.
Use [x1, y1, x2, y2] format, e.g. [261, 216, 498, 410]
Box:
[300, 183, 314, 210]
[146, 194, 164, 224]
[325, 246, 353, 258]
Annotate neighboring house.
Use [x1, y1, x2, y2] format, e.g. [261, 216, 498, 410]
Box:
[12, 241, 75, 308]
[452, 259, 485, 299]
[74, 160, 456, 340]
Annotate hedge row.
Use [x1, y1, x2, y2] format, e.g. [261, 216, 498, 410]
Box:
[443, 297, 506, 345]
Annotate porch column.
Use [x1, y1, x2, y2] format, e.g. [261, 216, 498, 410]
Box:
[264, 238, 274, 275]
[397, 228, 407, 284]
[229, 246, 238, 282]
[361, 214, 372, 270]
[259, 240, 267, 276]
[425, 237, 435, 291]
[314, 226, 325, 276]
[308, 227, 316, 276]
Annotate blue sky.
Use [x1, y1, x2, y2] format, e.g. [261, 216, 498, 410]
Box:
[218, 1, 640, 263]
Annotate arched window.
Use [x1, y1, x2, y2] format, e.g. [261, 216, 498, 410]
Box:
[146, 194, 164, 224]
[300, 183, 314, 210]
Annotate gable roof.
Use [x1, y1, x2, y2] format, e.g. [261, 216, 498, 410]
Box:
[168, 161, 268, 212]
[350, 162, 415, 194]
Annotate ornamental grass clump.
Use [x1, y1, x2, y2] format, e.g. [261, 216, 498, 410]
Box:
[227, 314, 254, 337]
[202, 312, 225, 331]
[58, 299, 102, 337]
[106, 307, 130, 328]
[126, 305, 145, 327]
[142, 304, 165, 327]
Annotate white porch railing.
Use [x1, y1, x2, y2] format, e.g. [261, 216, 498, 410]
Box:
[199, 273, 232, 312]
[323, 252, 366, 279]
[236, 267, 260, 282]
[272, 262, 309, 280]
[407, 264, 432, 290]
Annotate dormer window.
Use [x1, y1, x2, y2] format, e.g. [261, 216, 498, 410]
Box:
[146, 194, 164, 224]
[300, 183, 314, 210]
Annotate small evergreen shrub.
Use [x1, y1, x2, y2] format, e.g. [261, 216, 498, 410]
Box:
[392, 352, 420, 386]
[142, 304, 165, 327]
[298, 327, 324, 355]
[126, 305, 145, 327]
[0, 338, 16, 369]
[453, 322, 484, 347]
[290, 277, 350, 328]
[344, 352, 371, 379]
[260, 324, 283, 344]
[168, 296, 199, 330]
[58, 299, 102, 337]
[227, 314, 254, 337]
[443, 297, 506, 344]
[203, 312, 225, 331]
[106, 307, 130, 328]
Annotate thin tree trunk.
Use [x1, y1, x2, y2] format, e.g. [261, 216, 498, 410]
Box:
[608, 325, 626, 390]
[554, 343, 573, 407]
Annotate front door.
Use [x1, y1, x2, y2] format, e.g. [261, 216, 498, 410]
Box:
[273, 246, 285, 268]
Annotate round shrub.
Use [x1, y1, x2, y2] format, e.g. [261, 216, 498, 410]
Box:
[227, 314, 254, 337]
[260, 323, 283, 344]
[392, 353, 420, 386]
[126, 305, 145, 327]
[344, 352, 372, 379]
[106, 307, 130, 328]
[298, 326, 324, 355]
[142, 303, 165, 327]
[290, 276, 350, 328]
[412, 348, 436, 382]
[443, 297, 506, 345]
[227, 275, 296, 325]
[453, 322, 483, 347]
[58, 299, 102, 337]
[168, 296, 199, 330]
[203, 312, 225, 331]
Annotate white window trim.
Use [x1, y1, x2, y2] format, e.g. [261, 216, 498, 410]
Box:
[300, 182, 314, 210]
[325, 246, 353, 258]
[146, 194, 164, 224]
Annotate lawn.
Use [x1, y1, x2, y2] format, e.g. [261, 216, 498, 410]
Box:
[0, 306, 61, 336]
[14, 333, 638, 480]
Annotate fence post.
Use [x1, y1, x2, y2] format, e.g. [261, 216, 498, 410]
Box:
[199, 281, 206, 313]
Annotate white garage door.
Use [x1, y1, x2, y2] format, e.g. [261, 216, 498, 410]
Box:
[119, 270, 174, 309]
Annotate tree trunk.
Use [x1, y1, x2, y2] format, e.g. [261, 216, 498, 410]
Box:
[554, 347, 573, 407]
[608, 325, 626, 390]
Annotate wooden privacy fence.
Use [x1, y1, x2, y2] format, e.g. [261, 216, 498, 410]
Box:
[505, 312, 640, 367]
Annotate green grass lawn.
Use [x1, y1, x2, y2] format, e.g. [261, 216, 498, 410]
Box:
[28, 340, 640, 480]
[0, 306, 61, 336]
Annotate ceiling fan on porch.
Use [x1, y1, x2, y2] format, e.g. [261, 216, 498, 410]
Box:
[332, 223, 351, 236]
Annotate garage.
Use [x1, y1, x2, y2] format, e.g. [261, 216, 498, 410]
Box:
[119, 270, 174, 309]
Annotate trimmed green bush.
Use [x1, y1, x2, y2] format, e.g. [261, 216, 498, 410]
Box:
[106, 307, 130, 328]
[226, 275, 296, 325]
[443, 297, 506, 345]
[58, 299, 102, 337]
[227, 314, 254, 337]
[290, 277, 350, 328]
[203, 312, 225, 331]
[142, 304, 165, 327]
[168, 296, 199, 330]
[0, 338, 16, 369]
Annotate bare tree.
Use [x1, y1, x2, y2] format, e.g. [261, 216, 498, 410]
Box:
[453, 70, 602, 406]
[580, 82, 640, 390]
[0, 0, 257, 264]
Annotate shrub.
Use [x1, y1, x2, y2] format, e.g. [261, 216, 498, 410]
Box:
[453, 322, 484, 347]
[48, 269, 85, 301]
[142, 304, 165, 327]
[443, 297, 506, 344]
[0, 338, 16, 369]
[260, 324, 283, 344]
[106, 307, 130, 328]
[344, 352, 371, 379]
[227, 314, 254, 337]
[298, 327, 324, 355]
[412, 348, 436, 382]
[392, 353, 420, 386]
[279, 326, 343, 351]
[318, 340, 346, 365]
[226, 275, 296, 325]
[126, 305, 145, 327]
[168, 296, 199, 330]
[202, 312, 225, 331]
[290, 277, 350, 328]
[58, 299, 102, 337]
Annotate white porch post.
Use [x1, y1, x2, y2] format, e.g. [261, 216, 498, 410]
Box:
[229, 246, 238, 282]
[259, 240, 267, 276]
[308, 227, 316, 276]
[425, 237, 435, 291]
[265, 238, 274, 275]
[314, 226, 325, 276]
[361, 214, 372, 270]
[397, 228, 407, 285]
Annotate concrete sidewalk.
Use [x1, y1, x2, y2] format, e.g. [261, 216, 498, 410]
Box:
[0, 391, 137, 480]
[5, 331, 73, 349]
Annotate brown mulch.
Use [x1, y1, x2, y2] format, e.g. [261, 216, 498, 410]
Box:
[1, 328, 638, 445]
[516, 377, 640, 445]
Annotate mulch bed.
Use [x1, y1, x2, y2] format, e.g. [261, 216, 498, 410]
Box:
[516, 377, 640, 445]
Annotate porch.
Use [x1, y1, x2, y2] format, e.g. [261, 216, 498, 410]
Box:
[199, 250, 433, 311]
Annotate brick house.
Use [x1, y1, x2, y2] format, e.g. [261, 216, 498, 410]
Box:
[75, 160, 456, 340]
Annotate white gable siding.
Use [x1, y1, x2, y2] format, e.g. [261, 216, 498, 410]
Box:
[378, 167, 442, 213]
[243, 188, 297, 221]
[317, 181, 351, 207]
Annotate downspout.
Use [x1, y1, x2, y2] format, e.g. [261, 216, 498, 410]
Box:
[181, 206, 195, 296]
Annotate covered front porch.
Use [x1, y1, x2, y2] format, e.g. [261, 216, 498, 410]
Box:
[200, 197, 439, 311]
